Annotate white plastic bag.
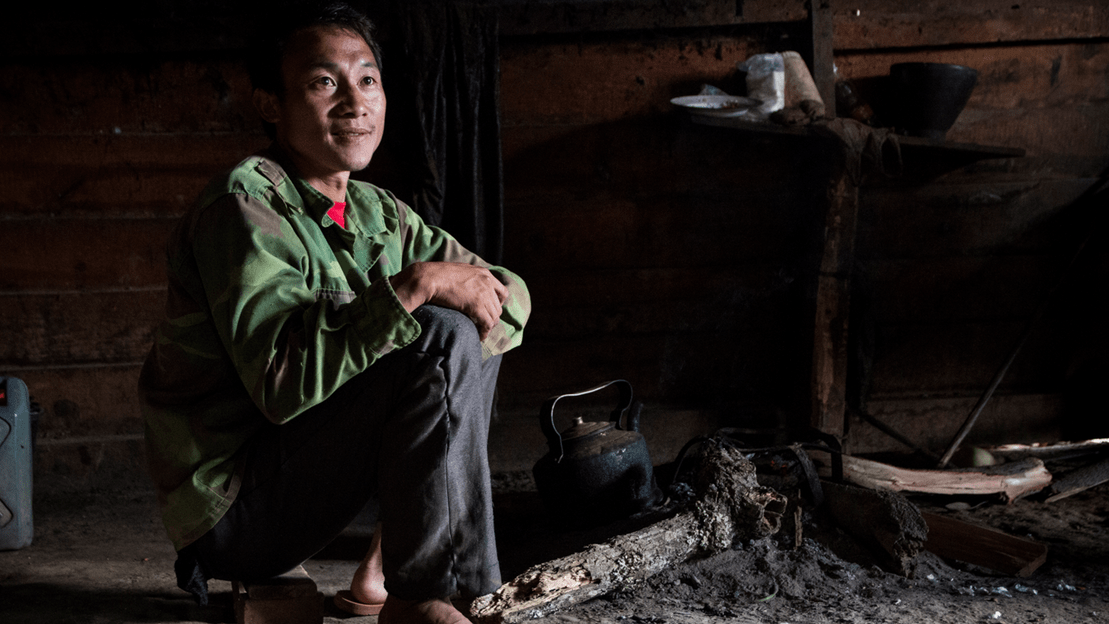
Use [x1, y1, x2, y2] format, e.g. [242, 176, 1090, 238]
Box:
[737, 53, 784, 119]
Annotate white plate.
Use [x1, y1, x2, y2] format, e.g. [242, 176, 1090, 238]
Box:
[670, 95, 760, 118]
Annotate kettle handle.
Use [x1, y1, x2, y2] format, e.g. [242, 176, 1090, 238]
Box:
[539, 379, 635, 463]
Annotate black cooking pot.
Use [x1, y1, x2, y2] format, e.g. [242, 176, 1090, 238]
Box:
[532, 379, 663, 526]
[889, 62, 978, 141]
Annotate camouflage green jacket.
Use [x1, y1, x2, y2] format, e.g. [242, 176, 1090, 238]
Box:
[138, 150, 530, 550]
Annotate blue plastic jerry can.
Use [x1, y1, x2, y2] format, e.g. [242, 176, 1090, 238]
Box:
[0, 376, 33, 550]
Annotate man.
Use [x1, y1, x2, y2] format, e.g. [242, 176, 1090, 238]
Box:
[137, 3, 530, 623]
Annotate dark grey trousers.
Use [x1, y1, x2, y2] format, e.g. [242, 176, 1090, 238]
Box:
[181, 305, 502, 602]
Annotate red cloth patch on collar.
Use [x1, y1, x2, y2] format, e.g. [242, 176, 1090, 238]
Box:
[327, 201, 347, 229]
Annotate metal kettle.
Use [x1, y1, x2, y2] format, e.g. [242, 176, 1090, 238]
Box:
[532, 379, 662, 525]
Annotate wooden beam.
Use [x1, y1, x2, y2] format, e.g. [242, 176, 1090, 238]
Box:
[807, 0, 836, 118]
[922, 511, 1048, 577]
[833, 0, 1109, 50]
[810, 164, 858, 440]
[497, 0, 809, 36]
[0, 290, 163, 365]
[986, 439, 1109, 462]
[809, 451, 1053, 501]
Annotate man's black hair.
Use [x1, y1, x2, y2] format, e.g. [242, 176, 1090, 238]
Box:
[247, 1, 384, 138]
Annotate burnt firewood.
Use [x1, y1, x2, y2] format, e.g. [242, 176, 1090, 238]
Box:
[821, 479, 928, 577]
[470, 444, 787, 623]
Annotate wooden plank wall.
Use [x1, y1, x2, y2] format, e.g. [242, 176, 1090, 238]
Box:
[0, 39, 269, 475]
[493, 0, 1109, 462]
[489, 24, 838, 468]
[831, 0, 1109, 453]
[2, 1, 1107, 479]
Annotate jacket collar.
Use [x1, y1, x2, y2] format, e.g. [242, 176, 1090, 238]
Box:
[257, 145, 388, 239]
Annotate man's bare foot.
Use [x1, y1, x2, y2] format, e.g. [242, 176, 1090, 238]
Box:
[350, 522, 387, 605]
[379, 596, 471, 624]
[334, 523, 388, 615]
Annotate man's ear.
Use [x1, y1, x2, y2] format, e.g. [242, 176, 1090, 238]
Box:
[253, 88, 281, 124]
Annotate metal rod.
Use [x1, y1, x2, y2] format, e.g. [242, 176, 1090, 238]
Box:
[936, 312, 1040, 468]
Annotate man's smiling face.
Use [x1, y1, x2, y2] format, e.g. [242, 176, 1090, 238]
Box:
[266, 25, 386, 187]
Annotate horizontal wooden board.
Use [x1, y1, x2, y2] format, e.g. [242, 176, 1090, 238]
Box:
[953, 104, 1109, 163]
[0, 134, 269, 217]
[833, 0, 1109, 50]
[4, 365, 145, 439]
[498, 0, 808, 35]
[858, 254, 1064, 322]
[856, 178, 1093, 259]
[0, 133, 270, 171]
[0, 56, 256, 135]
[849, 393, 1065, 455]
[527, 265, 795, 307]
[0, 165, 214, 218]
[838, 42, 1109, 110]
[502, 118, 826, 204]
[0, 218, 176, 291]
[526, 288, 802, 343]
[923, 511, 1048, 577]
[521, 265, 806, 337]
[500, 32, 763, 125]
[2, 2, 802, 56]
[3, 12, 250, 58]
[866, 318, 1070, 395]
[33, 433, 148, 479]
[834, 43, 1109, 164]
[497, 328, 810, 409]
[502, 192, 822, 272]
[0, 290, 164, 365]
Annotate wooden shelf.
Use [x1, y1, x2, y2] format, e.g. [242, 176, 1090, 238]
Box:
[896, 135, 1025, 159]
[689, 113, 1025, 165]
[682, 110, 1025, 442]
[687, 113, 1026, 182]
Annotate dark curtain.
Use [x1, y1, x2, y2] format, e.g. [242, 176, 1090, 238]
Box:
[364, 0, 505, 264]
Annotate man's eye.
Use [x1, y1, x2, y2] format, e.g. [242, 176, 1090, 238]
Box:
[361, 76, 377, 86]
[316, 76, 336, 87]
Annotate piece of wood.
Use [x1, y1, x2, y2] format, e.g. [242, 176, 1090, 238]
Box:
[497, 0, 808, 36]
[921, 511, 1048, 578]
[986, 439, 1109, 462]
[808, 451, 1053, 501]
[233, 565, 322, 624]
[0, 290, 163, 365]
[470, 444, 786, 623]
[469, 511, 704, 623]
[0, 219, 175, 292]
[1045, 456, 1109, 503]
[807, 0, 835, 117]
[832, 0, 1109, 50]
[810, 165, 859, 441]
[242, 565, 318, 601]
[850, 393, 1065, 457]
[823, 480, 928, 577]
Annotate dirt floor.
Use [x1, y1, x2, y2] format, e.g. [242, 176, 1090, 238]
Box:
[2, 454, 1107, 624]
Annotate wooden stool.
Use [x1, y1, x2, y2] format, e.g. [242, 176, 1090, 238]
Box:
[233, 565, 322, 624]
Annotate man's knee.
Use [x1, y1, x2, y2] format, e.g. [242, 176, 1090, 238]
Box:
[410, 305, 483, 358]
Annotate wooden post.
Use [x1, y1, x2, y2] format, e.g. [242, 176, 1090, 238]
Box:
[807, 0, 836, 118]
[810, 161, 858, 442]
[801, 0, 853, 443]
